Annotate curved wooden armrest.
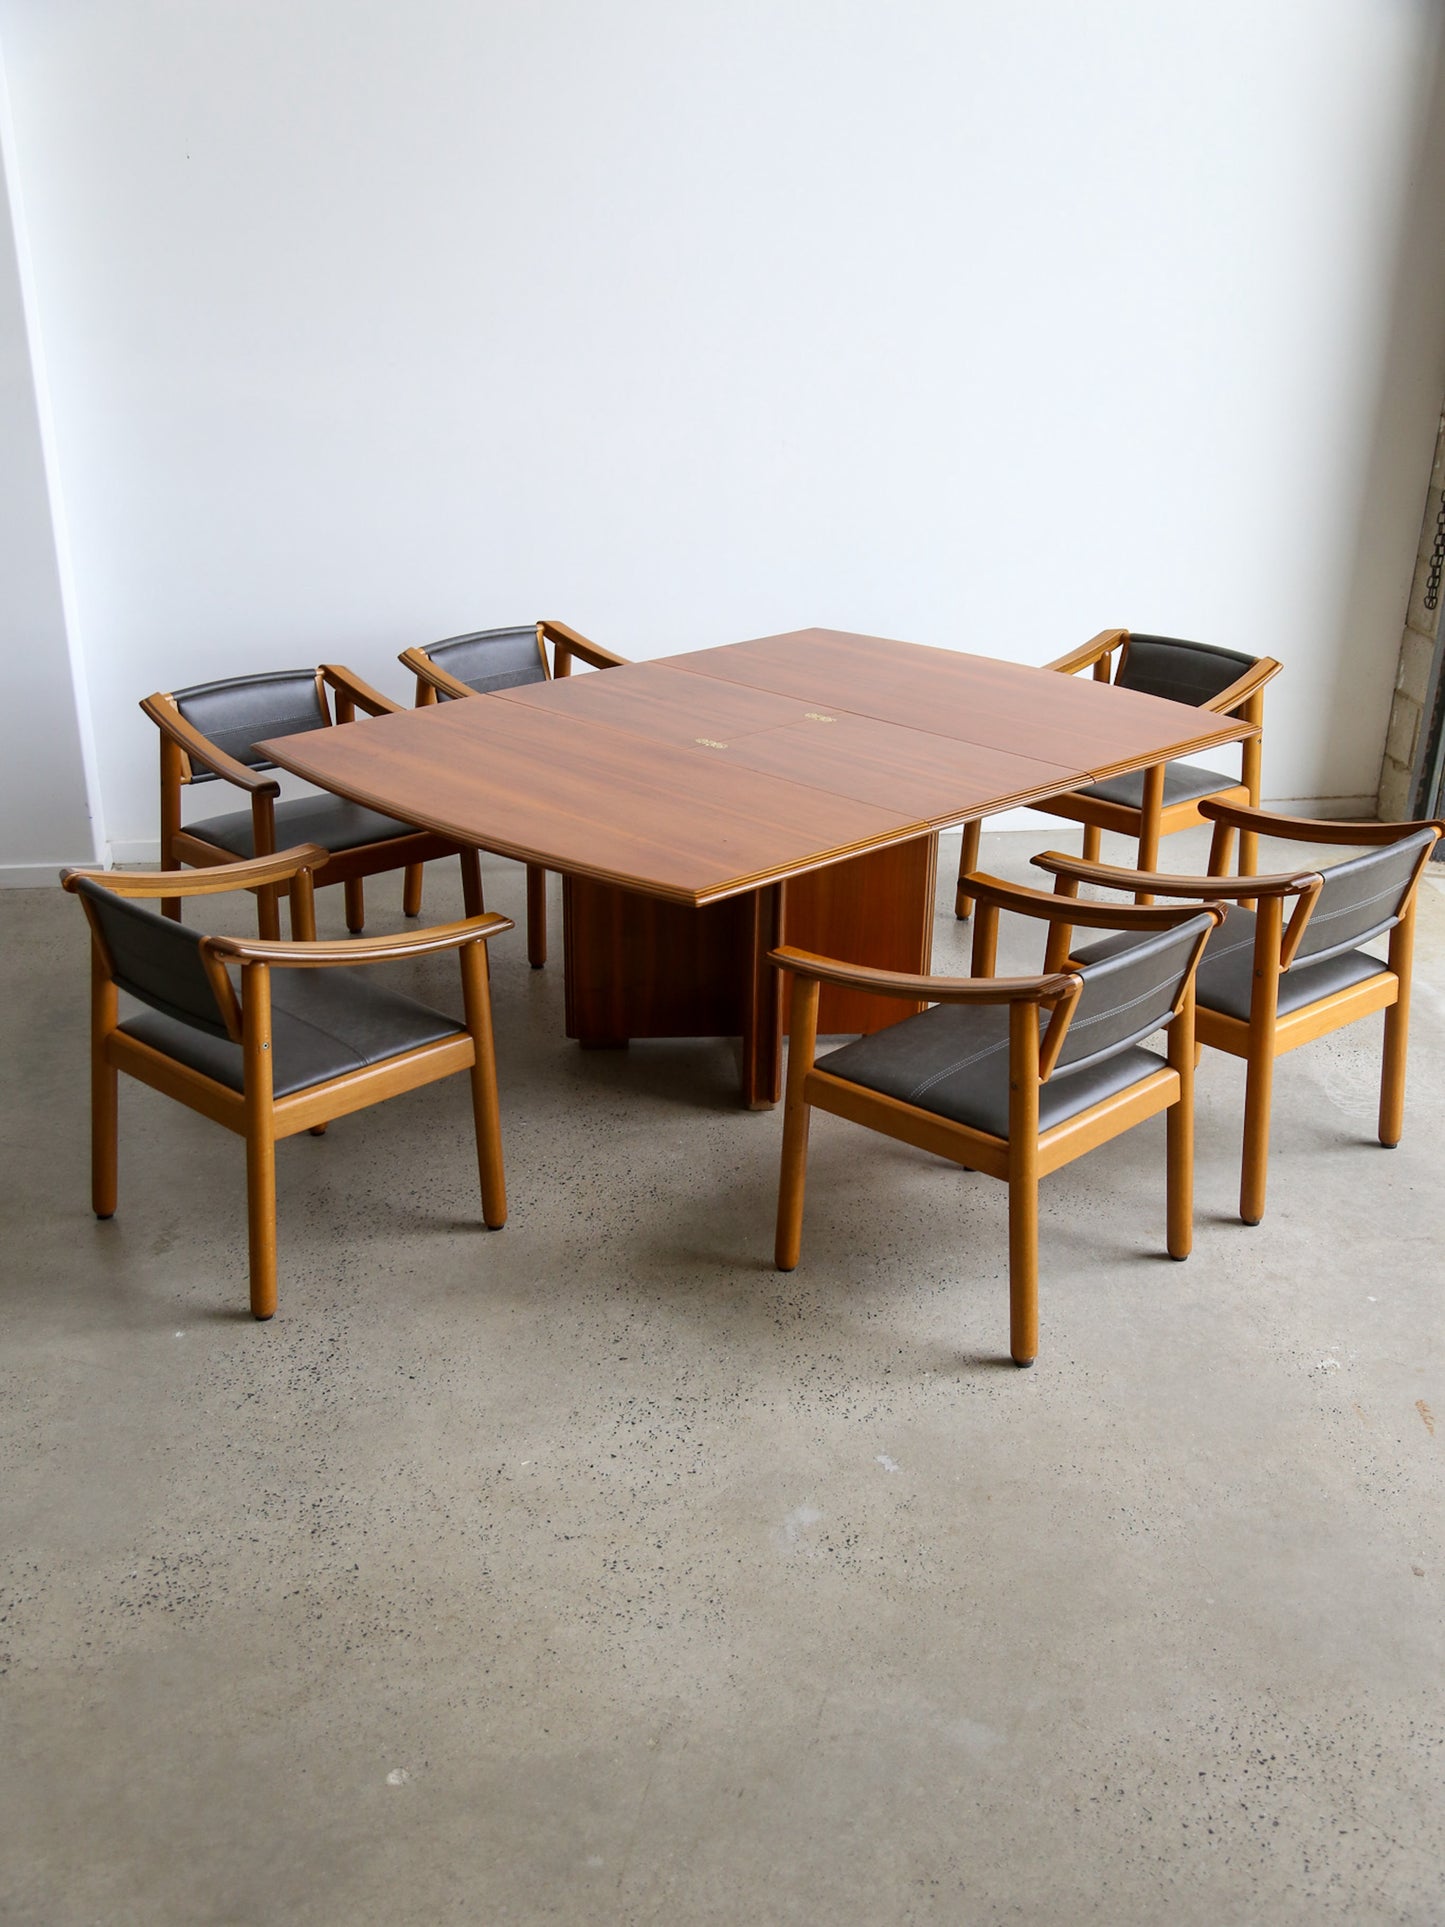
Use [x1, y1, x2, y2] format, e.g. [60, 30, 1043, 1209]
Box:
[62, 845, 330, 899]
[1031, 850, 1324, 900]
[320, 663, 404, 717]
[139, 693, 280, 794]
[399, 646, 479, 703]
[202, 911, 515, 968]
[1198, 799, 1445, 845]
[540, 618, 629, 672]
[962, 869, 1226, 931]
[771, 944, 1079, 1007]
[1201, 656, 1282, 716]
[1044, 628, 1128, 675]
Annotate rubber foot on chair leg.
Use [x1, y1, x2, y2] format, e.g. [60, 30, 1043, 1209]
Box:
[1241, 1214, 1262, 1227]
[1380, 1137, 1399, 1150]
[530, 962, 543, 970]
[1012, 1355, 1035, 1369]
[251, 1310, 275, 1322]
[95, 1211, 114, 1221]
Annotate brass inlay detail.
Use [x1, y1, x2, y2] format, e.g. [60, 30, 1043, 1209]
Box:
[694, 738, 729, 749]
[804, 713, 837, 723]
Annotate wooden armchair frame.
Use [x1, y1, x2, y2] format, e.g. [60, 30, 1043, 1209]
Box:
[773, 875, 1222, 1366]
[63, 847, 512, 1320]
[141, 663, 483, 942]
[399, 620, 629, 970]
[1034, 798, 1444, 1223]
[955, 628, 1281, 916]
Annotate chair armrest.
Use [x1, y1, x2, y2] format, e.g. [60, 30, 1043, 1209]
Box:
[139, 693, 281, 794]
[61, 845, 330, 899]
[1031, 850, 1324, 901]
[771, 943, 1079, 1007]
[202, 911, 515, 968]
[1044, 628, 1128, 675]
[399, 646, 479, 703]
[320, 663, 404, 718]
[540, 618, 629, 672]
[1201, 657, 1282, 715]
[963, 870, 1228, 931]
[1198, 799, 1445, 845]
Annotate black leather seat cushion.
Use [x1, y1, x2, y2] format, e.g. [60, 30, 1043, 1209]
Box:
[120, 969, 464, 1097]
[1072, 906, 1386, 1024]
[817, 1003, 1164, 1140]
[184, 795, 422, 859]
[1075, 762, 1238, 812]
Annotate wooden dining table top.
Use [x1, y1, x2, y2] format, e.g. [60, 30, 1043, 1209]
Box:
[258, 627, 1254, 906]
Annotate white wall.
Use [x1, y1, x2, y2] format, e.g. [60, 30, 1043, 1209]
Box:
[0, 47, 98, 877]
[2, 0, 1444, 858]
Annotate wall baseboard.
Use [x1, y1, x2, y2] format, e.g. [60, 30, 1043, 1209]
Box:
[0, 859, 94, 887]
[106, 838, 162, 866]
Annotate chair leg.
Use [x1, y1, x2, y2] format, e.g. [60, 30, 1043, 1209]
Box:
[775, 978, 820, 1270]
[93, 1061, 118, 1219]
[246, 1130, 278, 1319]
[1006, 1002, 1041, 1366]
[460, 848, 485, 918]
[1081, 823, 1101, 865]
[92, 1060, 118, 1225]
[344, 877, 365, 934]
[953, 820, 982, 919]
[160, 739, 183, 921]
[92, 950, 118, 1218]
[461, 940, 507, 1229]
[774, 1118, 811, 1271]
[1380, 1003, 1409, 1147]
[1239, 1047, 1274, 1226]
[243, 964, 279, 1318]
[1166, 990, 1195, 1260]
[1134, 766, 1164, 905]
[402, 863, 424, 918]
[525, 863, 547, 968]
[1379, 914, 1416, 1147]
[257, 884, 282, 942]
[1007, 1170, 1039, 1367]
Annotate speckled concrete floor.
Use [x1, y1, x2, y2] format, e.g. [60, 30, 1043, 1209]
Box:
[2, 827, 1442, 1925]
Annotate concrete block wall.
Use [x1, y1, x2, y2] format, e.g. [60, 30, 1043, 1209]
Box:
[1378, 410, 1445, 819]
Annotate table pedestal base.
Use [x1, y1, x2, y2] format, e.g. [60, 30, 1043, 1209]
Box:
[563, 834, 937, 1106]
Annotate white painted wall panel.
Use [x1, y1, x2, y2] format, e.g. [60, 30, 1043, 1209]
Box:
[0, 53, 96, 875]
[1, 1, 1442, 854]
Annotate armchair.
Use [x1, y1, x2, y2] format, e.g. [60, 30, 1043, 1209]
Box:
[1033, 801, 1443, 1224]
[63, 847, 512, 1319]
[955, 629, 1281, 916]
[773, 877, 1220, 1366]
[398, 620, 629, 968]
[141, 663, 485, 941]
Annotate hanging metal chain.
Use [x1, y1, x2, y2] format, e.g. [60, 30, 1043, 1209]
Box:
[1424, 485, 1445, 612]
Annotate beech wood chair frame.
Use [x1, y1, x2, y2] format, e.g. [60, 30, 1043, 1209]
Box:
[955, 628, 1281, 916]
[1033, 799, 1444, 1225]
[142, 663, 484, 942]
[773, 876, 1222, 1366]
[399, 619, 629, 970]
[64, 846, 512, 1320]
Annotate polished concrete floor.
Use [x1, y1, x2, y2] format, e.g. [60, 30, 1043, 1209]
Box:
[3, 826, 1443, 1925]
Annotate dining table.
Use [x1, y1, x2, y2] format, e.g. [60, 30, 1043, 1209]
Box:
[259, 627, 1254, 1107]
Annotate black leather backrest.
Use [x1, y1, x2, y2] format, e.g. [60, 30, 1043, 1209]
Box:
[1291, 828, 1436, 969]
[76, 879, 232, 1036]
[173, 670, 328, 782]
[1116, 635, 1256, 708]
[1053, 913, 1214, 1079]
[426, 626, 546, 696]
